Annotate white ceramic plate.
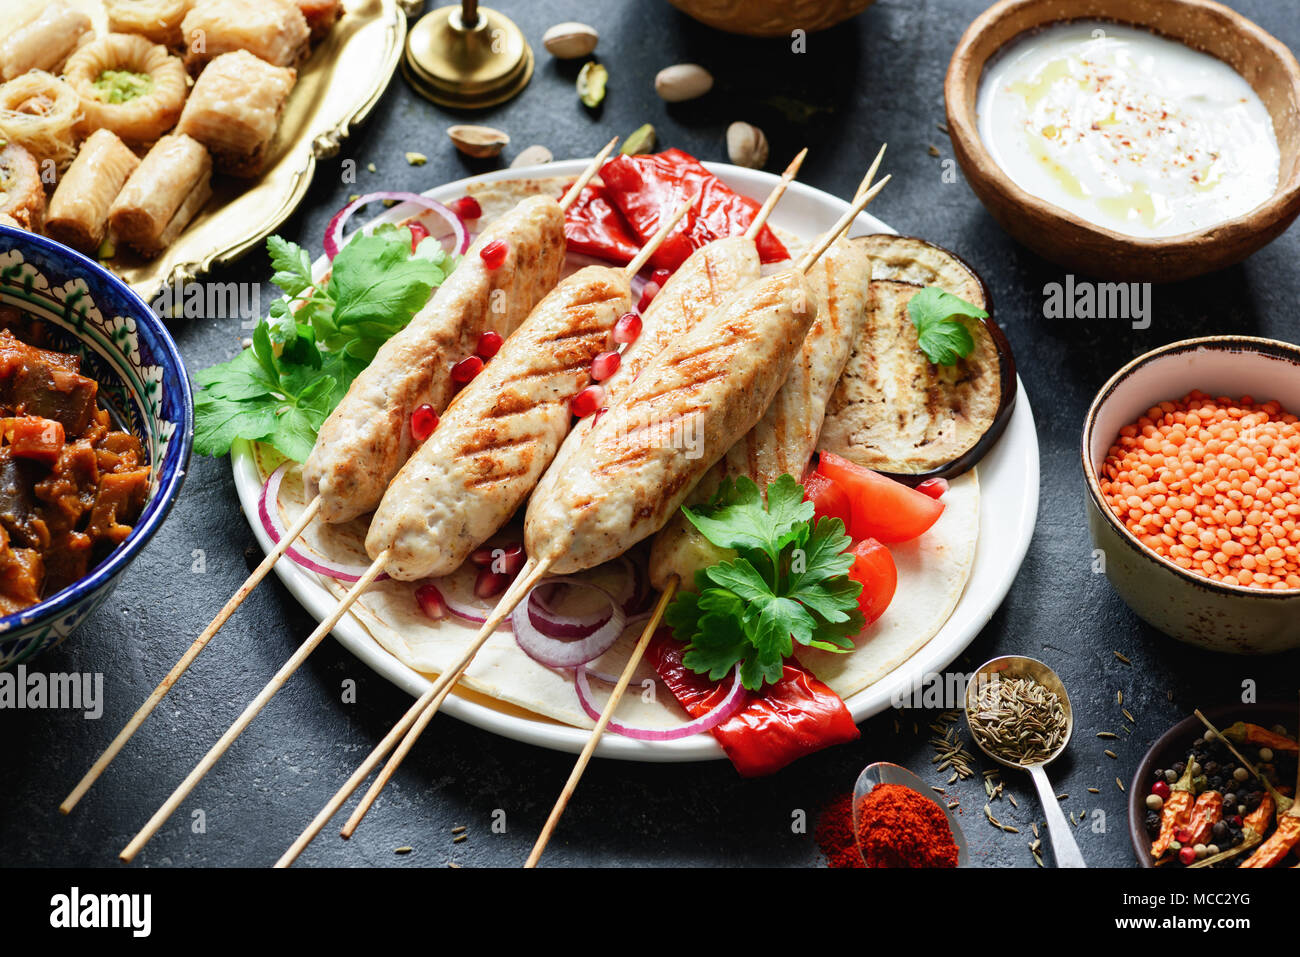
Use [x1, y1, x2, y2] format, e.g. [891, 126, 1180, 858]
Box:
[231, 159, 1040, 761]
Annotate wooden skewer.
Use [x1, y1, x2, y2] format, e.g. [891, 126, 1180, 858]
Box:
[796, 174, 891, 274]
[743, 148, 807, 241]
[336, 557, 551, 838]
[855, 142, 887, 201]
[559, 137, 619, 212]
[60, 493, 323, 814]
[524, 150, 891, 865]
[119, 550, 389, 862]
[525, 576, 678, 867]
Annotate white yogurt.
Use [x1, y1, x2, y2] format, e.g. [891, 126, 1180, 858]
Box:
[976, 21, 1280, 239]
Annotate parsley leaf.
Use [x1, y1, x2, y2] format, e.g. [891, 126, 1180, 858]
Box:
[192, 228, 455, 462]
[666, 476, 866, 691]
[682, 474, 813, 576]
[907, 286, 988, 366]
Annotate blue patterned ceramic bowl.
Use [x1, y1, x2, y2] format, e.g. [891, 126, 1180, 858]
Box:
[0, 226, 193, 668]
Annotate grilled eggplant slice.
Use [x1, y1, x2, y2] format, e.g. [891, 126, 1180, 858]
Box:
[819, 236, 1016, 481]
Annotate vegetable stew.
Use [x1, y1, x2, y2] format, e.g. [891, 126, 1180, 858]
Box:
[0, 311, 149, 614]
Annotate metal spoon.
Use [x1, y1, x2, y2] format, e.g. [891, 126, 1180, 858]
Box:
[964, 655, 1087, 868]
[852, 761, 970, 867]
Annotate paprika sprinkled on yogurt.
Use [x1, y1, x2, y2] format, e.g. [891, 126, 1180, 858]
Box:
[1101, 391, 1300, 590]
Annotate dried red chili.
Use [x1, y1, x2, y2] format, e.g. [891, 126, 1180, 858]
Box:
[854, 783, 959, 868]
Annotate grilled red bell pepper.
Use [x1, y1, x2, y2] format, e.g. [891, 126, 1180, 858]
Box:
[562, 181, 642, 265]
[648, 630, 859, 777]
[595, 149, 789, 272]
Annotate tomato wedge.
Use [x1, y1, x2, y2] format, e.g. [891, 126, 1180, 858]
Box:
[847, 538, 897, 626]
[815, 452, 944, 544]
[802, 470, 853, 530]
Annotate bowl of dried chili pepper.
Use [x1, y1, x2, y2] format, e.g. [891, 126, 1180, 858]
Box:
[1130, 704, 1299, 868]
[0, 225, 192, 668]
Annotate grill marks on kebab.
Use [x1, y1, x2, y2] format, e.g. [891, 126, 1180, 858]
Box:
[116, 180, 697, 865]
[62, 142, 619, 819]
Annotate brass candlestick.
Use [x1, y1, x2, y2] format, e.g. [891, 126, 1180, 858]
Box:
[403, 1, 534, 109]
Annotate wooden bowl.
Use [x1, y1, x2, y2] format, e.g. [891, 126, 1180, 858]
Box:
[944, 0, 1300, 282]
[665, 0, 876, 37]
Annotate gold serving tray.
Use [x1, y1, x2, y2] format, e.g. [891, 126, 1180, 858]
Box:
[63, 0, 418, 303]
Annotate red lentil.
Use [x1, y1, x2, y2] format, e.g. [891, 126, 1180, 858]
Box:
[1101, 391, 1300, 590]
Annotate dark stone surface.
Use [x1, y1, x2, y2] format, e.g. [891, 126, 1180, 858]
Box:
[3, 0, 1299, 869]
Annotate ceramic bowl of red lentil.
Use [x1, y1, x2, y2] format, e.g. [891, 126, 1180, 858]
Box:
[1083, 336, 1300, 654]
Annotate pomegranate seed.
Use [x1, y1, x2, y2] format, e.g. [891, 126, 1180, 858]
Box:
[492, 543, 526, 575]
[450, 195, 482, 219]
[1151, 780, 1171, 800]
[476, 330, 503, 358]
[470, 546, 495, 566]
[636, 281, 661, 312]
[452, 354, 483, 383]
[410, 403, 438, 441]
[407, 220, 430, 250]
[571, 385, 604, 418]
[613, 312, 641, 344]
[591, 351, 620, 381]
[650, 267, 672, 286]
[480, 239, 508, 269]
[1178, 846, 1197, 866]
[415, 583, 446, 620]
[475, 566, 511, 599]
[916, 477, 949, 499]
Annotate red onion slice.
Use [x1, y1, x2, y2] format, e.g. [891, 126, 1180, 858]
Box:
[324, 191, 469, 259]
[512, 577, 626, 667]
[527, 591, 610, 639]
[574, 664, 745, 741]
[259, 463, 388, 582]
